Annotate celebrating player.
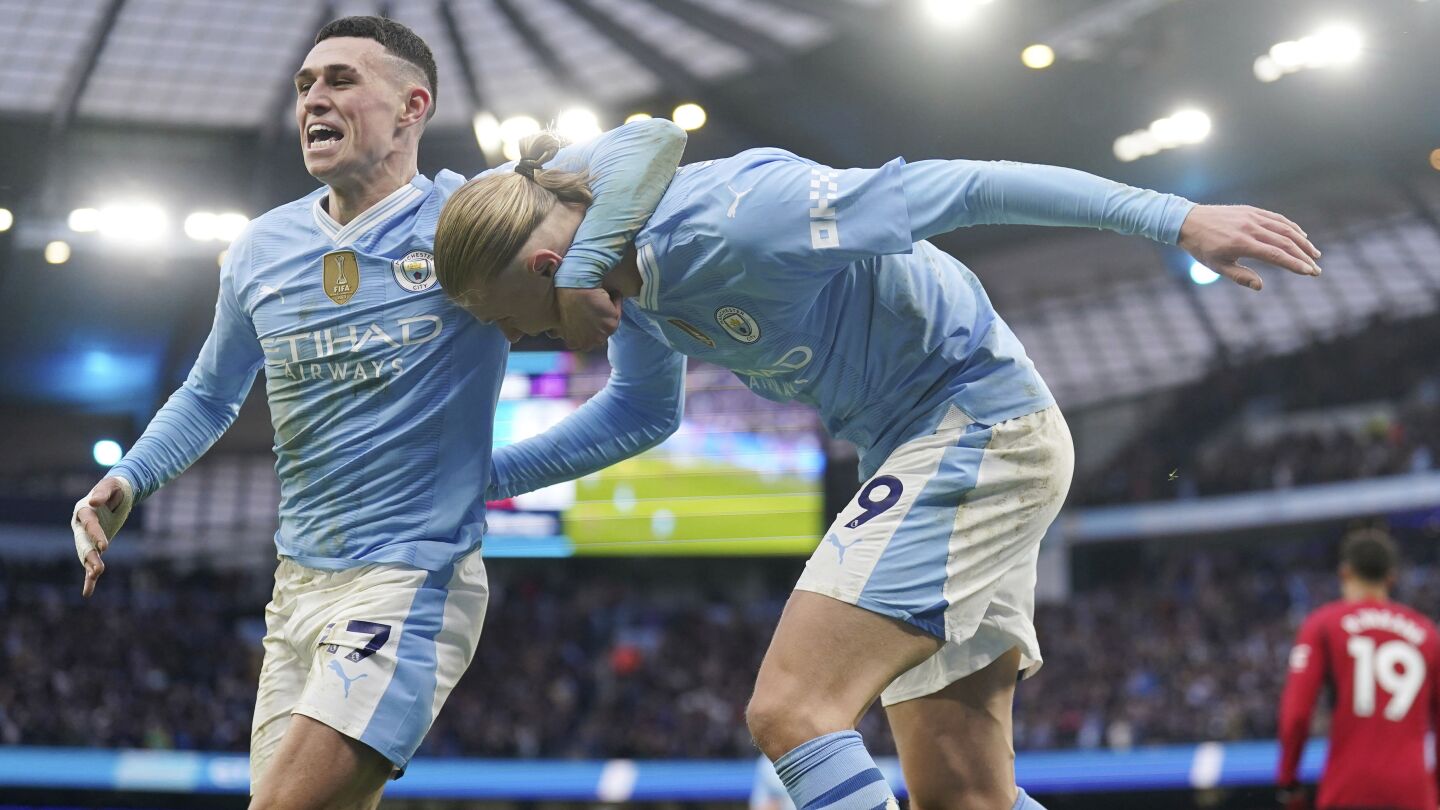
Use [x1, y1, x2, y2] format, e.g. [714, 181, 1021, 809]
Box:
[1277, 529, 1440, 810]
[434, 139, 1321, 810]
[67, 16, 685, 810]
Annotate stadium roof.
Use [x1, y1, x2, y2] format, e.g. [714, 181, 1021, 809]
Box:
[0, 0, 1437, 425]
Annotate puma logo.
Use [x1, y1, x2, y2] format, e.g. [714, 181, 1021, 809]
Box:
[825, 532, 862, 564]
[328, 660, 368, 698]
[726, 183, 754, 218]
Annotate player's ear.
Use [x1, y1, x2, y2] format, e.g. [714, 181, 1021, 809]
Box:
[527, 249, 563, 279]
[398, 85, 431, 128]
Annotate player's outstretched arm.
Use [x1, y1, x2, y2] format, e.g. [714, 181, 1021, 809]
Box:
[488, 305, 685, 500]
[477, 119, 686, 350]
[900, 159, 1321, 290]
[72, 231, 264, 596]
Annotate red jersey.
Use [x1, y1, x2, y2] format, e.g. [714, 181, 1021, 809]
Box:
[1278, 598, 1440, 810]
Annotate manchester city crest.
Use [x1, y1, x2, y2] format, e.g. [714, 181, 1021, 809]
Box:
[715, 306, 761, 344]
[392, 250, 438, 292]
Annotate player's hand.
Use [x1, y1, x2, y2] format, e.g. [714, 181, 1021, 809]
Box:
[1178, 205, 1322, 291]
[71, 476, 134, 598]
[556, 286, 622, 351]
[1276, 783, 1311, 810]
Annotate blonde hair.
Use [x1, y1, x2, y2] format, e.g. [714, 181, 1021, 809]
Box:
[435, 131, 593, 301]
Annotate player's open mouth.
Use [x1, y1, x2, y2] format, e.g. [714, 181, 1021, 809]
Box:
[306, 123, 343, 152]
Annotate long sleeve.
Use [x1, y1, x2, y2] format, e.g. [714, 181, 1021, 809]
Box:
[901, 159, 1196, 246]
[481, 119, 685, 289]
[109, 232, 264, 501]
[713, 155, 1195, 289]
[488, 303, 685, 500]
[1278, 615, 1328, 786]
[1432, 634, 1440, 795]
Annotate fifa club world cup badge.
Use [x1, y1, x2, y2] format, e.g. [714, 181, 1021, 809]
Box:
[715, 306, 761, 344]
[392, 250, 438, 292]
[322, 249, 360, 305]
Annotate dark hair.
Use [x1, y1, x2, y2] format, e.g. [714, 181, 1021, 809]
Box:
[1341, 528, 1398, 583]
[315, 16, 438, 120]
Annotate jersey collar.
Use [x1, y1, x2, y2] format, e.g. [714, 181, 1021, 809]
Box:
[636, 242, 661, 311]
[312, 174, 429, 248]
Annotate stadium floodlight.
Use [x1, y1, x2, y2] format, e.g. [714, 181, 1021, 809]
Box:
[44, 240, 70, 264]
[1115, 109, 1209, 162]
[188, 211, 248, 243]
[672, 103, 707, 131]
[1152, 108, 1209, 144]
[499, 115, 541, 162]
[92, 439, 123, 467]
[1189, 261, 1221, 285]
[1302, 25, 1363, 66]
[0, 207, 11, 232]
[213, 212, 249, 243]
[1253, 55, 1284, 83]
[1254, 24, 1363, 82]
[922, 0, 994, 27]
[473, 111, 508, 165]
[1021, 44, 1055, 69]
[68, 207, 101, 232]
[556, 107, 602, 144]
[625, 112, 652, 123]
[1149, 116, 1186, 149]
[473, 112, 502, 154]
[96, 203, 167, 244]
[184, 211, 217, 241]
[1113, 135, 1141, 163]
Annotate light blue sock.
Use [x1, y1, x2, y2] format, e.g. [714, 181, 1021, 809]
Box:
[1013, 787, 1048, 809]
[772, 730, 895, 810]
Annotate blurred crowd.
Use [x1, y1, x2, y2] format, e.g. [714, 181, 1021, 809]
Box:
[1078, 313, 1440, 505]
[6, 530, 1438, 757]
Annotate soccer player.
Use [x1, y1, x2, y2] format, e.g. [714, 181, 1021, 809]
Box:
[433, 140, 1321, 810]
[1277, 529, 1440, 810]
[66, 16, 685, 810]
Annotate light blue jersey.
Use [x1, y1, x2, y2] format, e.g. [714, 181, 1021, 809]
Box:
[110, 120, 686, 571]
[491, 149, 1193, 488]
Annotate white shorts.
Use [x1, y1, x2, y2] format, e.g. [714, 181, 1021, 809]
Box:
[249, 549, 488, 790]
[794, 405, 1073, 706]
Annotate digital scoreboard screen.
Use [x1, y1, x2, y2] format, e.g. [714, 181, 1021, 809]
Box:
[487, 351, 825, 556]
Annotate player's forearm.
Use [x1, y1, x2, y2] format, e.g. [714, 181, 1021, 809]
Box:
[1276, 721, 1302, 783]
[1275, 688, 1316, 784]
[1276, 734, 1306, 786]
[489, 362, 685, 500]
[902, 159, 1195, 245]
[109, 383, 247, 501]
[552, 119, 687, 289]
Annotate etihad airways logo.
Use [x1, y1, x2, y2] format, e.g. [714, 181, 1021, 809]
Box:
[735, 345, 813, 399]
[261, 315, 443, 383]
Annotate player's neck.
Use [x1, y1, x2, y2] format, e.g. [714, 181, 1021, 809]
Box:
[323, 154, 420, 226]
[1342, 583, 1389, 602]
